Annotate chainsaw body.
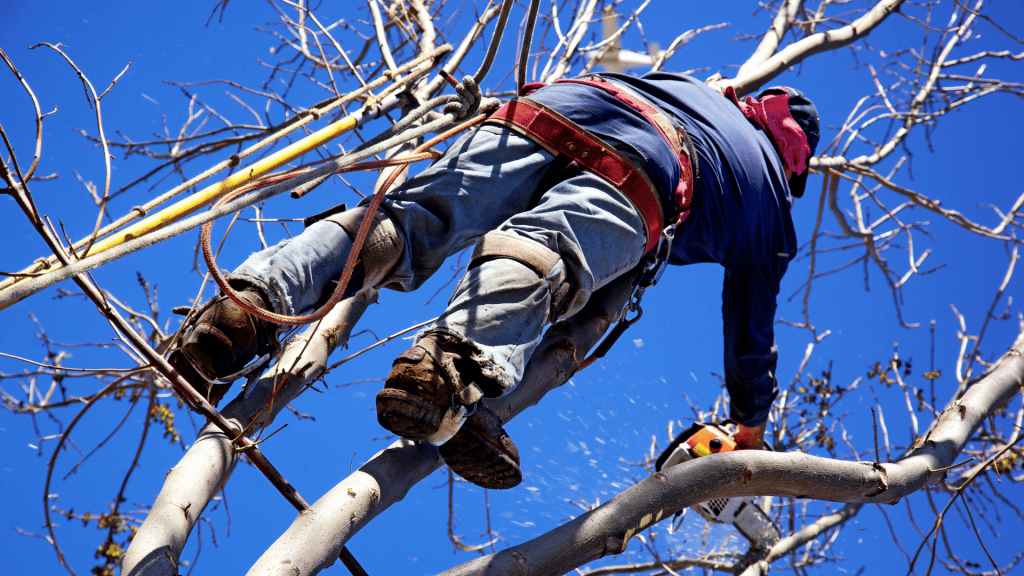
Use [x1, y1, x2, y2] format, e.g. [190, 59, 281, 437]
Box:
[655, 422, 780, 550]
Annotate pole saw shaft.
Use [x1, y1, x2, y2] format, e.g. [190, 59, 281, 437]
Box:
[0, 99, 396, 313]
[0, 43, 452, 306]
[83, 116, 358, 257]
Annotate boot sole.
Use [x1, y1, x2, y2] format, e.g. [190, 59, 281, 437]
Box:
[440, 424, 523, 490]
[168, 350, 233, 407]
[376, 388, 442, 441]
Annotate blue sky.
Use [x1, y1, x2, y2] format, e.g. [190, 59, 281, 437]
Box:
[2, 1, 1023, 575]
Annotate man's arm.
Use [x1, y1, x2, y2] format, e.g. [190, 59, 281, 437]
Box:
[721, 264, 781, 431]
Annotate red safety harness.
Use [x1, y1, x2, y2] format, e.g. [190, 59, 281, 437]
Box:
[484, 76, 696, 254]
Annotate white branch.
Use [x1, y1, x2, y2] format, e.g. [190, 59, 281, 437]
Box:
[736, 0, 805, 79]
[436, 330, 1024, 576]
[244, 276, 636, 576]
[121, 289, 377, 576]
[727, 0, 906, 96]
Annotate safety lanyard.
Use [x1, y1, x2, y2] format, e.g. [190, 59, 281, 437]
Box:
[580, 223, 675, 369]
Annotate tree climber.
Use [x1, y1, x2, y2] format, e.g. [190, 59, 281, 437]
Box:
[168, 72, 820, 491]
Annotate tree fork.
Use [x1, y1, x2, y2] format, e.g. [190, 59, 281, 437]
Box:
[4, 132, 371, 575]
[122, 289, 380, 576]
[244, 274, 636, 575]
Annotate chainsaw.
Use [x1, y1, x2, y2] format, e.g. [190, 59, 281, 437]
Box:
[655, 422, 780, 550]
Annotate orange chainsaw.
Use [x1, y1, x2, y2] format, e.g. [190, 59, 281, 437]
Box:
[655, 422, 780, 550]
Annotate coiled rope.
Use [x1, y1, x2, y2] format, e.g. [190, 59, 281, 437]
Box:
[200, 112, 488, 325]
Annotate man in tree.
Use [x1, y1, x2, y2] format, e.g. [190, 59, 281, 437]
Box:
[169, 73, 819, 490]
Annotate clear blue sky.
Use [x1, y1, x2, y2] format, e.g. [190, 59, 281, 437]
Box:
[2, 1, 1022, 575]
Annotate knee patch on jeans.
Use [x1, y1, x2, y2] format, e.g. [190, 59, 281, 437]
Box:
[326, 207, 404, 287]
[468, 231, 572, 322]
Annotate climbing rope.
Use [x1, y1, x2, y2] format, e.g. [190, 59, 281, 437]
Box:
[201, 112, 491, 326]
[518, 0, 543, 94]
[473, 0, 515, 86]
[0, 0, 534, 317]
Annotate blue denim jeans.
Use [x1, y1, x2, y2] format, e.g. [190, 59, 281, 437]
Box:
[234, 124, 647, 393]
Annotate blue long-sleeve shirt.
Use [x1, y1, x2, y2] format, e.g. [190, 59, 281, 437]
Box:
[529, 73, 797, 426]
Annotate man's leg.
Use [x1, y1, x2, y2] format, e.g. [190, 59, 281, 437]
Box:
[236, 124, 565, 314]
[433, 169, 650, 388]
[378, 167, 648, 488]
[231, 208, 402, 317]
[171, 123, 557, 404]
[170, 208, 404, 404]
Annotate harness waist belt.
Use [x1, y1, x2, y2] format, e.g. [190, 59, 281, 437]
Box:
[486, 98, 665, 253]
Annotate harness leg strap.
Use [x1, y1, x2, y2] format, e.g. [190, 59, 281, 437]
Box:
[467, 230, 572, 323]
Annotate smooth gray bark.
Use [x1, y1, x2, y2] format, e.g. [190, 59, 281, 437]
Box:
[122, 289, 377, 576]
[245, 275, 637, 575]
[435, 331, 1024, 576]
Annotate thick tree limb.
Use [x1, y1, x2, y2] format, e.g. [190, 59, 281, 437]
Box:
[121, 288, 377, 576]
[244, 275, 636, 576]
[728, 0, 906, 95]
[736, 0, 805, 80]
[435, 330, 1024, 576]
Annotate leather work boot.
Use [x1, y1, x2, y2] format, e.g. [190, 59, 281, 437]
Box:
[376, 334, 467, 441]
[168, 350, 233, 406]
[439, 404, 523, 489]
[168, 287, 279, 406]
[376, 333, 523, 489]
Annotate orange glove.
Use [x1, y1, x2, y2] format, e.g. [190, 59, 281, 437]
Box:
[733, 422, 767, 450]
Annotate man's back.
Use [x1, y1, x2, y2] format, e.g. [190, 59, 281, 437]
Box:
[527, 73, 796, 271]
[529, 73, 799, 426]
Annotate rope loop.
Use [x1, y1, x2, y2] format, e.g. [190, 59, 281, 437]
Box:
[197, 0, 538, 327]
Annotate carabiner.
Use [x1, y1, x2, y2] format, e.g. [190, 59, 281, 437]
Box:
[589, 301, 642, 361]
[624, 300, 643, 326]
[638, 225, 675, 288]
